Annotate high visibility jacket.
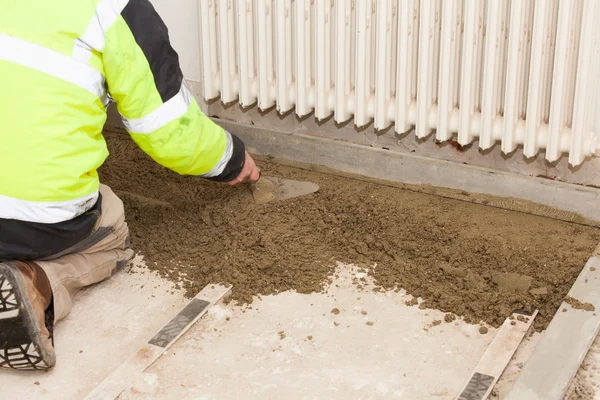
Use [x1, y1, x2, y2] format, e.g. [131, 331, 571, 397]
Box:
[0, 0, 245, 259]
[0, 0, 245, 261]
[0, 0, 245, 222]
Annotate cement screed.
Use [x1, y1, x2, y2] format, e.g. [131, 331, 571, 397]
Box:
[100, 131, 600, 330]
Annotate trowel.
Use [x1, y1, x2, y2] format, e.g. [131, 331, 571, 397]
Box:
[250, 174, 319, 204]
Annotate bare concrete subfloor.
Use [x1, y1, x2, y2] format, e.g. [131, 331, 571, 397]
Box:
[1, 258, 598, 399]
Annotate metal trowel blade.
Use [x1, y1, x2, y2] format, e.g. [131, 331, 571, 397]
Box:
[251, 176, 319, 204]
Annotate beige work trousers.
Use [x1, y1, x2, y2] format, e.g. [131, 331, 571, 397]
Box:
[38, 185, 134, 322]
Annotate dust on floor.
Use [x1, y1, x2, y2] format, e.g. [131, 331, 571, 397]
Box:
[99, 130, 600, 330]
[119, 264, 496, 400]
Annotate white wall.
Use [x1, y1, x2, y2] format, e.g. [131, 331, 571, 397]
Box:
[150, 0, 202, 82]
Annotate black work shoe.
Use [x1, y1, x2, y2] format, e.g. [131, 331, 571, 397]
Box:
[0, 261, 55, 370]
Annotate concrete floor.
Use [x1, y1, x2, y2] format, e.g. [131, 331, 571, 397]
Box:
[120, 264, 495, 400]
[0, 258, 597, 399]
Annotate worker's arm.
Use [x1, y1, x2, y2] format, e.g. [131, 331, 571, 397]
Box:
[101, 0, 257, 183]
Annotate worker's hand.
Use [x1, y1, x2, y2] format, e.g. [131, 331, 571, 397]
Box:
[228, 152, 261, 185]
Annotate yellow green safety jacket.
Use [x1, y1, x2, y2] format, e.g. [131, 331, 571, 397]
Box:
[0, 0, 246, 260]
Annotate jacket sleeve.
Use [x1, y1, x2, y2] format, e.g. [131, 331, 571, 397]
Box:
[101, 0, 245, 182]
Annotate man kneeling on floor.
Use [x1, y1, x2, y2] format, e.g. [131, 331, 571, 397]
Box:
[0, 0, 260, 371]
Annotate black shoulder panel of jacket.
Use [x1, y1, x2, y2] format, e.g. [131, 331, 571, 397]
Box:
[121, 0, 183, 102]
[206, 133, 247, 183]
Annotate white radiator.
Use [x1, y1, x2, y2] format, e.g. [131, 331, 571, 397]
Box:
[199, 0, 600, 167]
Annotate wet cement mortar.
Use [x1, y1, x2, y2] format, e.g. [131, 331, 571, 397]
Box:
[100, 131, 600, 331]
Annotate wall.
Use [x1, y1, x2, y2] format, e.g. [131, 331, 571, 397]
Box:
[150, 0, 202, 82]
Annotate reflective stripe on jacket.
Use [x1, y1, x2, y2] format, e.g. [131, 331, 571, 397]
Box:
[0, 0, 245, 225]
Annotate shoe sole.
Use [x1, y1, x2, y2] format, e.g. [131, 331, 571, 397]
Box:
[0, 263, 55, 370]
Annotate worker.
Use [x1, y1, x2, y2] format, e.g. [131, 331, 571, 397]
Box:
[0, 0, 260, 371]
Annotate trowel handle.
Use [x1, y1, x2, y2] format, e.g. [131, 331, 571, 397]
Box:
[249, 170, 261, 190]
[253, 169, 262, 184]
